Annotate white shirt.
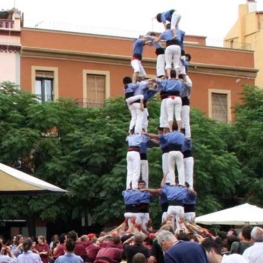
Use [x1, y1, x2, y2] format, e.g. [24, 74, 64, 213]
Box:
[17, 251, 42, 263]
[222, 254, 248, 263]
[243, 242, 263, 263]
[0, 254, 17, 263]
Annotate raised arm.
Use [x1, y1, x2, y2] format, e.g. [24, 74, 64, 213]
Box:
[142, 131, 159, 139]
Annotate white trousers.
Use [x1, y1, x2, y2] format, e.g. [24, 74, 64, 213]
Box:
[160, 98, 169, 128]
[129, 103, 144, 133]
[131, 59, 146, 77]
[168, 151, 185, 185]
[181, 105, 191, 138]
[171, 11, 182, 30]
[167, 205, 184, 230]
[126, 151, 141, 189]
[184, 156, 194, 188]
[166, 96, 182, 122]
[137, 212, 150, 231]
[142, 108, 149, 132]
[165, 45, 181, 70]
[162, 152, 169, 176]
[126, 95, 143, 104]
[162, 211, 168, 223]
[184, 212, 196, 223]
[124, 212, 140, 225]
[140, 160, 149, 187]
[162, 152, 173, 184]
[156, 54, 165, 77]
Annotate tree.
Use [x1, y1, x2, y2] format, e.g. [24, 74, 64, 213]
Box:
[224, 85, 263, 206]
[0, 81, 244, 235]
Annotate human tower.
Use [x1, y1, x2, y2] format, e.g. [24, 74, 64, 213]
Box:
[121, 8, 197, 232]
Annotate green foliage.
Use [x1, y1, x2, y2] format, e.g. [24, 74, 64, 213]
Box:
[0, 81, 258, 231]
[225, 85, 263, 206]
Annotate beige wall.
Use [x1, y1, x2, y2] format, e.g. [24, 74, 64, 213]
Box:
[0, 52, 20, 84]
[253, 32, 263, 87]
[224, 4, 263, 87]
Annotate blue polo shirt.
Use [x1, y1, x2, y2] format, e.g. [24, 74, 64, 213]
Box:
[159, 79, 184, 93]
[126, 134, 143, 147]
[160, 29, 174, 41]
[181, 138, 192, 152]
[162, 185, 188, 201]
[183, 192, 197, 205]
[133, 39, 144, 55]
[139, 191, 151, 204]
[122, 190, 141, 205]
[160, 10, 175, 23]
[159, 131, 185, 146]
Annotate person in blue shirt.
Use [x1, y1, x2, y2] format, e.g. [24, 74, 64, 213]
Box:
[123, 76, 144, 110]
[181, 137, 194, 189]
[156, 230, 208, 263]
[179, 74, 193, 138]
[158, 124, 186, 186]
[131, 36, 149, 83]
[122, 188, 142, 226]
[156, 9, 182, 39]
[137, 180, 152, 231]
[154, 24, 181, 80]
[145, 127, 171, 183]
[144, 32, 165, 77]
[126, 128, 144, 190]
[141, 175, 192, 231]
[140, 133, 152, 187]
[55, 238, 83, 263]
[155, 70, 184, 133]
[142, 83, 160, 132]
[123, 77, 151, 134]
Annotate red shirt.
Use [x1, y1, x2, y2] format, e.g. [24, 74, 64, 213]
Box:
[96, 247, 123, 263]
[74, 241, 87, 258]
[87, 244, 100, 260]
[53, 243, 65, 259]
[35, 243, 50, 263]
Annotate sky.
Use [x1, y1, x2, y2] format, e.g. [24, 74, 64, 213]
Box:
[2, 0, 263, 46]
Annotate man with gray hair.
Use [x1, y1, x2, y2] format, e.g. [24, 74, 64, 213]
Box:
[243, 226, 263, 263]
[156, 230, 208, 263]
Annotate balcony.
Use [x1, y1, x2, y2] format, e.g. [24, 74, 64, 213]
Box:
[0, 19, 14, 29]
[74, 98, 104, 108]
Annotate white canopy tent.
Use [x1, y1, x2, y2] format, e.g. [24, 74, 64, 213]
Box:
[0, 163, 67, 195]
[195, 203, 263, 225]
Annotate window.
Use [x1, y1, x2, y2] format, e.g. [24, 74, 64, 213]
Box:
[35, 71, 54, 103]
[86, 74, 105, 108]
[32, 67, 58, 103]
[211, 93, 228, 122]
[81, 70, 110, 108]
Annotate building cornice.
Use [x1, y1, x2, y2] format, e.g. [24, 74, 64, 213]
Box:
[21, 46, 258, 79]
[0, 44, 21, 53]
[22, 28, 253, 53]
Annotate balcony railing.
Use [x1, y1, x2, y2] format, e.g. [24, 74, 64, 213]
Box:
[224, 41, 251, 50]
[0, 19, 14, 29]
[74, 98, 105, 108]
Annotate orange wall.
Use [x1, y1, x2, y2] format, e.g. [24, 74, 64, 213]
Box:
[21, 57, 156, 98]
[20, 28, 256, 118]
[21, 56, 254, 116]
[21, 29, 254, 68]
[190, 72, 254, 115]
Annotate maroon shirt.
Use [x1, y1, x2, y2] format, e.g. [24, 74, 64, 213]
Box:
[87, 244, 100, 261]
[74, 241, 87, 258]
[96, 247, 123, 263]
[53, 243, 65, 259]
[35, 243, 50, 263]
